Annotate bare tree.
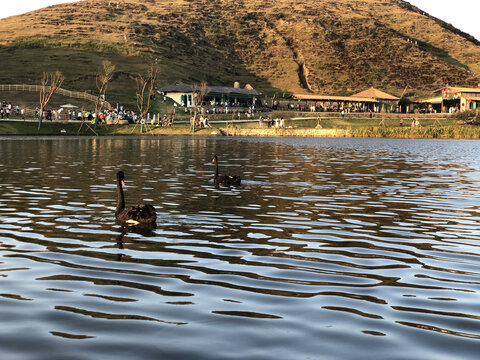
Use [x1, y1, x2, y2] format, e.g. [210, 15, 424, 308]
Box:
[38, 71, 64, 129]
[94, 60, 115, 128]
[191, 81, 210, 132]
[136, 63, 159, 120]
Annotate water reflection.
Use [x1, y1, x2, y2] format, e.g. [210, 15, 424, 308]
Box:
[0, 137, 479, 360]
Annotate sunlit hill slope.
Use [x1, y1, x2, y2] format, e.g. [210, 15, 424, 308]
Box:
[0, 0, 479, 105]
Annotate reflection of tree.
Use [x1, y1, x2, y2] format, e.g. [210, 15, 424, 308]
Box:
[54, 305, 186, 325]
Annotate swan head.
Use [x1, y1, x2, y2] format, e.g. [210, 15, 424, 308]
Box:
[212, 155, 218, 163]
[117, 171, 126, 186]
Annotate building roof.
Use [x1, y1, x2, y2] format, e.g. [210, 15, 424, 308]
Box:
[159, 81, 262, 96]
[291, 93, 378, 103]
[420, 96, 443, 104]
[159, 81, 193, 93]
[421, 94, 480, 103]
[435, 86, 480, 94]
[352, 87, 400, 101]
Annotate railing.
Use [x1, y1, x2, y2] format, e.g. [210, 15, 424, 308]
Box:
[0, 84, 111, 109]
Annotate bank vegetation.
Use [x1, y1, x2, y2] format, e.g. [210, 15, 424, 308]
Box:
[1, 112, 480, 139]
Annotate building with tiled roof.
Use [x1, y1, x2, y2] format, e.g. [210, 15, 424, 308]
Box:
[159, 81, 262, 107]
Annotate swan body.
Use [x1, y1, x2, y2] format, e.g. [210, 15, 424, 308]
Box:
[116, 171, 157, 225]
[212, 155, 241, 185]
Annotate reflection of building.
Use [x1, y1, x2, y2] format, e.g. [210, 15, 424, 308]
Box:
[422, 86, 480, 113]
[159, 81, 262, 107]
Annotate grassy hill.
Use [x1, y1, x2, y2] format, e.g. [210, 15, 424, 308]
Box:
[0, 0, 479, 109]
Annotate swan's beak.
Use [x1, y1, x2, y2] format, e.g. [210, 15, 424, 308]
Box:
[121, 180, 126, 186]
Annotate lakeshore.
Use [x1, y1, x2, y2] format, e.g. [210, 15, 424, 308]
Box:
[1, 113, 479, 139]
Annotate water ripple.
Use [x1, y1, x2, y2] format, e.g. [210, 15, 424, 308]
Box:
[1, 137, 479, 359]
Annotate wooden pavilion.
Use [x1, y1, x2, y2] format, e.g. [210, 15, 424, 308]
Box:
[352, 87, 400, 112]
[290, 94, 378, 112]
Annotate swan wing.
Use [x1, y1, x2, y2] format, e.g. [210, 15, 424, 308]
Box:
[117, 205, 157, 224]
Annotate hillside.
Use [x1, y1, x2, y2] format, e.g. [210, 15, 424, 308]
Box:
[0, 0, 479, 106]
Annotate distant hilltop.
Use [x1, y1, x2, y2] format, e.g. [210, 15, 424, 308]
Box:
[0, 0, 479, 103]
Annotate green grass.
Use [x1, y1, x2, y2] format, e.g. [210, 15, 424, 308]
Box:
[288, 116, 456, 129]
[2, 114, 479, 139]
[0, 48, 155, 109]
[0, 120, 221, 136]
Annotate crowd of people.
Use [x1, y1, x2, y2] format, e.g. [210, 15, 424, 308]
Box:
[258, 116, 286, 128]
[278, 102, 372, 113]
[1, 101, 165, 125]
[30, 105, 164, 126]
[0, 101, 25, 120]
[190, 115, 210, 128]
[156, 113, 175, 126]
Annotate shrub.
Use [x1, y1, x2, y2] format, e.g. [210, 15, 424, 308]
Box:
[10, 37, 49, 49]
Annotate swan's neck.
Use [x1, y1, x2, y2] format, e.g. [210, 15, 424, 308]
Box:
[214, 161, 218, 178]
[116, 180, 125, 215]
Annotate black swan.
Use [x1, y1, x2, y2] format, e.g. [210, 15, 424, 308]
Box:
[212, 155, 241, 185]
[115, 171, 157, 225]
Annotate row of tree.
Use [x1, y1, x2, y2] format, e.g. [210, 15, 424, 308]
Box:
[38, 61, 159, 130]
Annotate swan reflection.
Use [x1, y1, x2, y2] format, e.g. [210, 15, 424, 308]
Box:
[115, 223, 157, 261]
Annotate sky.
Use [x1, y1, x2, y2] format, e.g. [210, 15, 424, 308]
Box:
[0, 1, 81, 19]
[0, 0, 479, 41]
[407, 0, 480, 41]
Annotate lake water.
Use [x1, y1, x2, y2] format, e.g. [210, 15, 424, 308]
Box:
[0, 136, 479, 360]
